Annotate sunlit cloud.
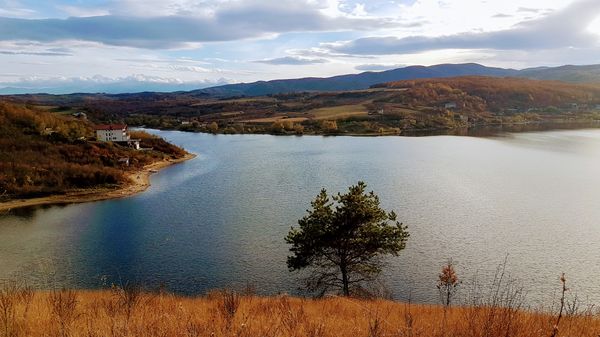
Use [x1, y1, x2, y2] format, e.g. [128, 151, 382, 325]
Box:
[0, 0, 597, 94]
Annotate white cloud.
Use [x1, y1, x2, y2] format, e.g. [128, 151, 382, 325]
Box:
[253, 56, 329, 65]
[325, 0, 600, 55]
[354, 63, 406, 71]
[1, 0, 599, 94]
[0, 74, 229, 94]
[0, 0, 396, 49]
[0, 0, 36, 18]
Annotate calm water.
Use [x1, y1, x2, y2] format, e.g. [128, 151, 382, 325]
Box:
[2, 129, 600, 306]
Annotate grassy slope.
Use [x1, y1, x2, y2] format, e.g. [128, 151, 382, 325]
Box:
[0, 101, 187, 200]
[2, 289, 598, 337]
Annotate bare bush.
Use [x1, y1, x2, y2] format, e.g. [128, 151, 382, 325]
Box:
[48, 289, 78, 337]
[217, 289, 241, 326]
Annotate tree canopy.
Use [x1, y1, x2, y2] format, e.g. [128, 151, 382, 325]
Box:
[286, 182, 409, 296]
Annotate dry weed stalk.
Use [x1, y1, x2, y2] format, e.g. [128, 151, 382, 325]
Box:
[549, 273, 568, 337]
[48, 289, 78, 337]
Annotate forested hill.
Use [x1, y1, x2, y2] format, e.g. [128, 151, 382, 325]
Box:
[192, 63, 600, 97]
[195, 63, 516, 97]
[0, 102, 185, 200]
[372, 76, 600, 113]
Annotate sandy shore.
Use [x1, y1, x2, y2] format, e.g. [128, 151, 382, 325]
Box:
[0, 153, 196, 212]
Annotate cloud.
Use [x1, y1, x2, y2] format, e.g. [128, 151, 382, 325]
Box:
[492, 13, 513, 18]
[253, 56, 328, 65]
[0, 0, 36, 18]
[325, 0, 600, 55]
[0, 50, 72, 56]
[168, 65, 212, 72]
[57, 5, 110, 17]
[354, 63, 406, 71]
[517, 7, 545, 13]
[0, 74, 229, 94]
[0, 0, 394, 49]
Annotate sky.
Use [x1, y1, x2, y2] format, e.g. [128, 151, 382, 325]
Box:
[1, 0, 600, 94]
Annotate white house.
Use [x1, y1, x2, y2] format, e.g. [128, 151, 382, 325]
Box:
[95, 124, 130, 142]
[444, 102, 457, 109]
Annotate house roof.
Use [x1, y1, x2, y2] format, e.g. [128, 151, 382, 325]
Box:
[94, 124, 127, 131]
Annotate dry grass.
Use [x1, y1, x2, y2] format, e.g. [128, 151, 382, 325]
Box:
[309, 105, 368, 120]
[243, 116, 309, 123]
[0, 285, 598, 337]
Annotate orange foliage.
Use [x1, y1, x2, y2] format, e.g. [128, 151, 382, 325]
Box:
[375, 76, 600, 113]
[0, 101, 186, 199]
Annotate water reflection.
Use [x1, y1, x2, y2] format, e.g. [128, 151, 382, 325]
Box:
[1, 129, 600, 306]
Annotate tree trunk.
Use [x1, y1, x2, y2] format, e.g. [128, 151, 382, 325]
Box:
[341, 263, 349, 296]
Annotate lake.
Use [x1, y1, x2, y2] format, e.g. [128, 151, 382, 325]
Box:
[2, 129, 600, 307]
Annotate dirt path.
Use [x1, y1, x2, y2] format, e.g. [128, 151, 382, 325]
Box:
[0, 153, 196, 212]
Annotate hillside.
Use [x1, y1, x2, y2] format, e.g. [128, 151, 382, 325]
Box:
[519, 64, 600, 83]
[0, 101, 187, 201]
[196, 63, 517, 97]
[0, 287, 598, 337]
[373, 76, 600, 113]
[6, 76, 600, 136]
[196, 63, 600, 97]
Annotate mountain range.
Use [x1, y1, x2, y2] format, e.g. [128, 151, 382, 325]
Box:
[4, 63, 600, 98]
[193, 63, 600, 97]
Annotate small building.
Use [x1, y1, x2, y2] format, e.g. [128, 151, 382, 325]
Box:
[130, 140, 140, 150]
[444, 102, 457, 110]
[117, 157, 130, 166]
[95, 124, 130, 142]
[368, 107, 385, 115]
[72, 112, 87, 119]
[41, 127, 55, 136]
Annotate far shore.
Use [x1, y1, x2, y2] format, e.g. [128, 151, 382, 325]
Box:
[153, 119, 600, 138]
[0, 152, 196, 212]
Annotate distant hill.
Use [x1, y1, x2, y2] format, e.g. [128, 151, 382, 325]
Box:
[195, 63, 518, 96]
[5, 63, 600, 99]
[519, 64, 600, 83]
[194, 63, 600, 97]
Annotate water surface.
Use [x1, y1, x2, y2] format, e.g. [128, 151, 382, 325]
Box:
[2, 129, 600, 306]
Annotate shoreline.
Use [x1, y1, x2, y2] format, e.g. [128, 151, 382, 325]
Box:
[0, 152, 196, 212]
[160, 119, 600, 138]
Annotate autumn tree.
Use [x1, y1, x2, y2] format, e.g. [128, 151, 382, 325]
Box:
[286, 182, 409, 296]
[207, 122, 219, 134]
[320, 120, 338, 133]
[437, 259, 460, 307]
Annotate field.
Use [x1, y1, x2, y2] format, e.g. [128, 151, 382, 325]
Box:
[307, 104, 369, 120]
[1, 286, 598, 337]
[243, 116, 309, 123]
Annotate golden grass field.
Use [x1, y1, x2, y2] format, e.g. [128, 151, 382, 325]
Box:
[309, 104, 369, 120]
[243, 116, 309, 123]
[1, 286, 599, 337]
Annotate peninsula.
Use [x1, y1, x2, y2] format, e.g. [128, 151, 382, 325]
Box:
[0, 101, 194, 212]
